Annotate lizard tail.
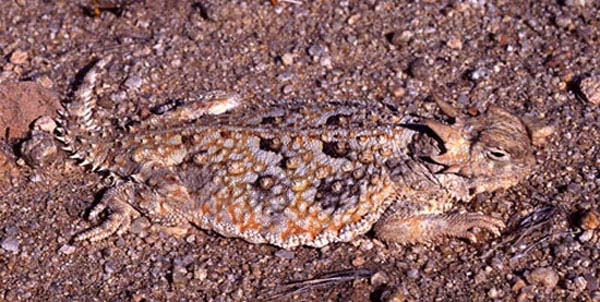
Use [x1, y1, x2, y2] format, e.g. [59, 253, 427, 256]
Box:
[55, 56, 113, 172]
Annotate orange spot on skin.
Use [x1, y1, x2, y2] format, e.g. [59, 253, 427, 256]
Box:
[200, 202, 210, 216]
[327, 223, 343, 233]
[239, 212, 261, 233]
[280, 222, 308, 240]
[226, 204, 238, 225]
[306, 219, 322, 239]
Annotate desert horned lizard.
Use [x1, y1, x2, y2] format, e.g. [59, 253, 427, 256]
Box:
[55, 57, 546, 248]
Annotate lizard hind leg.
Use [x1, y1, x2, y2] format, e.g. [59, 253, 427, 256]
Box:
[374, 212, 506, 244]
[143, 91, 241, 127]
[74, 181, 140, 242]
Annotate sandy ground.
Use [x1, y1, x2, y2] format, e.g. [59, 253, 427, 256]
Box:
[0, 1, 599, 301]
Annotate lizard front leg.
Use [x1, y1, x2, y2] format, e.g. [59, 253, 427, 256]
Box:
[75, 166, 193, 242]
[75, 181, 140, 242]
[374, 211, 505, 244]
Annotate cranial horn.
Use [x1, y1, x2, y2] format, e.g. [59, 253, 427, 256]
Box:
[430, 153, 457, 165]
[443, 164, 462, 174]
[425, 119, 457, 142]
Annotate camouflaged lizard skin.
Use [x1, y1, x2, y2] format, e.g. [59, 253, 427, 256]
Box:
[56, 57, 539, 248]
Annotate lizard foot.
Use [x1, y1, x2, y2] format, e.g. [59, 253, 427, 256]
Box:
[74, 182, 140, 242]
[374, 212, 505, 244]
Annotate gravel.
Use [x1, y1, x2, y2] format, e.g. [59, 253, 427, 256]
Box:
[0, 236, 19, 253]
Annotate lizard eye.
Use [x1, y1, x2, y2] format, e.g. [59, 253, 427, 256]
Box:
[486, 148, 509, 161]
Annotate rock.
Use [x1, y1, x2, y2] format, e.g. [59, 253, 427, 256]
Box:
[274, 249, 295, 259]
[194, 266, 208, 281]
[124, 75, 143, 90]
[527, 267, 559, 289]
[390, 86, 406, 98]
[32, 116, 57, 133]
[36, 75, 54, 89]
[573, 276, 588, 292]
[487, 287, 502, 299]
[1, 236, 19, 253]
[20, 130, 58, 168]
[408, 58, 429, 80]
[0, 81, 61, 139]
[281, 53, 295, 66]
[579, 230, 594, 242]
[130, 217, 151, 235]
[347, 14, 360, 25]
[388, 30, 413, 46]
[384, 288, 407, 302]
[579, 75, 600, 105]
[447, 38, 463, 50]
[352, 256, 365, 267]
[407, 268, 419, 279]
[370, 271, 389, 287]
[58, 244, 76, 255]
[512, 278, 526, 292]
[104, 261, 117, 274]
[581, 209, 600, 230]
[9, 49, 28, 65]
[308, 43, 326, 58]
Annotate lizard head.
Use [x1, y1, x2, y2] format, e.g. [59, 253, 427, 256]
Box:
[425, 103, 549, 197]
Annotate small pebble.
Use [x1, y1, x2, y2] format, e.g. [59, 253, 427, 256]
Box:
[130, 217, 151, 235]
[172, 265, 188, 284]
[446, 38, 463, 50]
[352, 256, 365, 267]
[408, 58, 429, 80]
[281, 53, 295, 66]
[194, 267, 208, 281]
[276, 71, 294, 82]
[274, 250, 295, 259]
[347, 14, 360, 25]
[574, 276, 588, 292]
[488, 287, 501, 299]
[469, 68, 488, 81]
[124, 75, 143, 90]
[370, 271, 389, 287]
[320, 56, 332, 69]
[407, 268, 419, 279]
[527, 267, 559, 289]
[512, 278, 526, 292]
[580, 75, 600, 105]
[308, 44, 326, 58]
[59, 244, 76, 255]
[281, 85, 293, 95]
[581, 209, 600, 230]
[555, 14, 573, 29]
[9, 49, 28, 65]
[359, 239, 374, 251]
[0, 236, 19, 253]
[33, 116, 57, 133]
[389, 30, 413, 46]
[20, 131, 58, 168]
[579, 230, 594, 242]
[37, 75, 53, 88]
[104, 261, 116, 274]
[390, 86, 406, 98]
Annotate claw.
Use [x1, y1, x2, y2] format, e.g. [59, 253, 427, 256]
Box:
[75, 211, 126, 242]
[74, 182, 139, 242]
[87, 201, 108, 221]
